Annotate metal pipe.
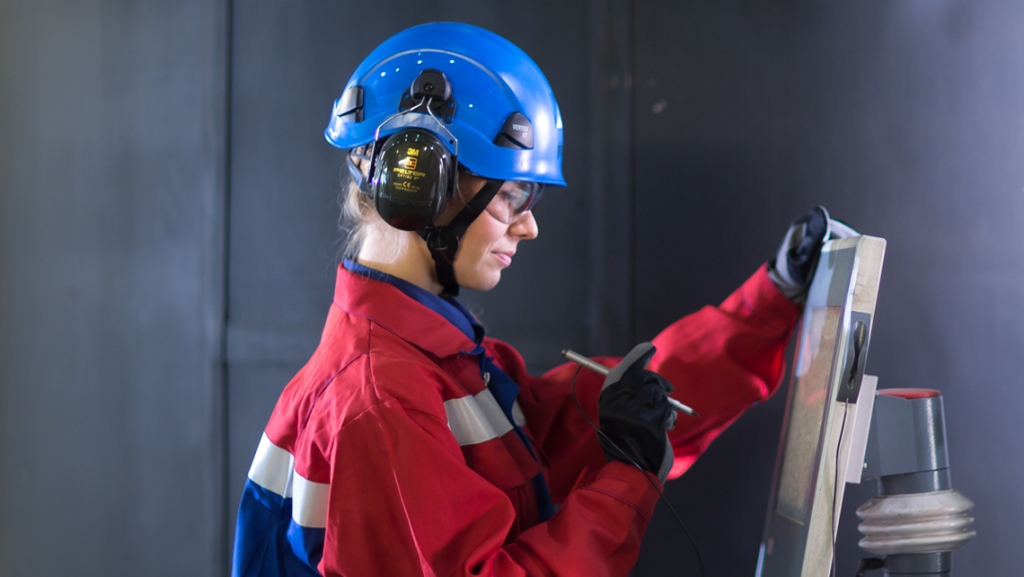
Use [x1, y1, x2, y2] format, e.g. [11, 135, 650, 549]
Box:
[561, 349, 699, 416]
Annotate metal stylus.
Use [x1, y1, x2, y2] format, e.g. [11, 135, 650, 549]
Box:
[561, 349, 700, 417]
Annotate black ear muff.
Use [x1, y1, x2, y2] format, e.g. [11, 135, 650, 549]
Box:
[369, 128, 457, 231]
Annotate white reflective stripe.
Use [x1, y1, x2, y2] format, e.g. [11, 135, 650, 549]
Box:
[444, 389, 515, 446]
[247, 434, 328, 529]
[292, 473, 330, 529]
[248, 433, 294, 498]
[474, 389, 513, 436]
[511, 401, 527, 428]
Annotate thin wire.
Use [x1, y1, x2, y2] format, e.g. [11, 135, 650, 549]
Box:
[830, 401, 850, 577]
[423, 98, 459, 156]
[570, 366, 706, 577]
[372, 98, 428, 142]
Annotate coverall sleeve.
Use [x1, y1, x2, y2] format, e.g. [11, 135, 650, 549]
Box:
[508, 264, 800, 498]
[320, 397, 661, 577]
[650, 264, 800, 479]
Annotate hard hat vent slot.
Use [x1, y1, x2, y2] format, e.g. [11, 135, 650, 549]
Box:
[336, 85, 364, 122]
[494, 112, 534, 150]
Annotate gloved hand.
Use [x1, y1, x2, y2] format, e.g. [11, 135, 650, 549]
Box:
[768, 206, 859, 301]
[598, 343, 676, 482]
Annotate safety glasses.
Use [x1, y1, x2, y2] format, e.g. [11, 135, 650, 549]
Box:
[484, 180, 545, 224]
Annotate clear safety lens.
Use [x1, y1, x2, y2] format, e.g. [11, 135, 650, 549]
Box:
[485, 181, 544, 224]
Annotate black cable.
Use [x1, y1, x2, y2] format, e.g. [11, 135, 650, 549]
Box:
[830, 401, 850, 577]
[570, 366, 706, 577]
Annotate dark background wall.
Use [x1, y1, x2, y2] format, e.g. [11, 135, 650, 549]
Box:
[0, 2, 229, 576]
[1, 1, 1020, 576]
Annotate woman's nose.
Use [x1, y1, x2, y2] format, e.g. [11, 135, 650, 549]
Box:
[510, 211, 539, 240]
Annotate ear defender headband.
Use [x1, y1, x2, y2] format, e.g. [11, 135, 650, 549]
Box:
[351, 69, 506, 296]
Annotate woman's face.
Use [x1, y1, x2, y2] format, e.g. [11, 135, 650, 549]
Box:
[449, 175, 539, 291]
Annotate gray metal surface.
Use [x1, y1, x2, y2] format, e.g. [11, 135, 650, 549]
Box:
[865, 394, 950, 491]
[881, 470, 952, 496]
[757, 237, 885, 577]
[885, 552, 951, 576]
[0, 1, 228, 576]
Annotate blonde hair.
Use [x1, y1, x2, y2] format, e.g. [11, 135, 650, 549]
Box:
[337, 154, 411, 262]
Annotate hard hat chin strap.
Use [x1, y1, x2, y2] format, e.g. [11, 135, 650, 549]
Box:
[418, 179, 503, 297]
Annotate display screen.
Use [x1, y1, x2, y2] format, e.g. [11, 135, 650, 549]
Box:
[774, 306, 842, 524]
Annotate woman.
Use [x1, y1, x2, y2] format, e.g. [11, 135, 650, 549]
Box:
[232, 22, 840, 577]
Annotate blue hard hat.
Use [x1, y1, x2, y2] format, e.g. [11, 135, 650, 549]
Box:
[325, 22, 565, 186]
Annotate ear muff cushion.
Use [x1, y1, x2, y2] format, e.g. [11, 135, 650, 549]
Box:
[371, 129, 455, 231]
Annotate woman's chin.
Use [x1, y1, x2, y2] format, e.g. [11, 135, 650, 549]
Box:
[458, 270, 502, 292]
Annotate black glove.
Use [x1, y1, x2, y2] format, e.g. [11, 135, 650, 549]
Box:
[768, 206, 859, 301]
[598, 344, 676, 481]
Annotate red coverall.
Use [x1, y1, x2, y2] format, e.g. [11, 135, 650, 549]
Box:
[244, 263, 799, 576]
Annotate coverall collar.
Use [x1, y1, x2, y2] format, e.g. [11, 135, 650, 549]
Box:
[335, 260, 484, 359]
